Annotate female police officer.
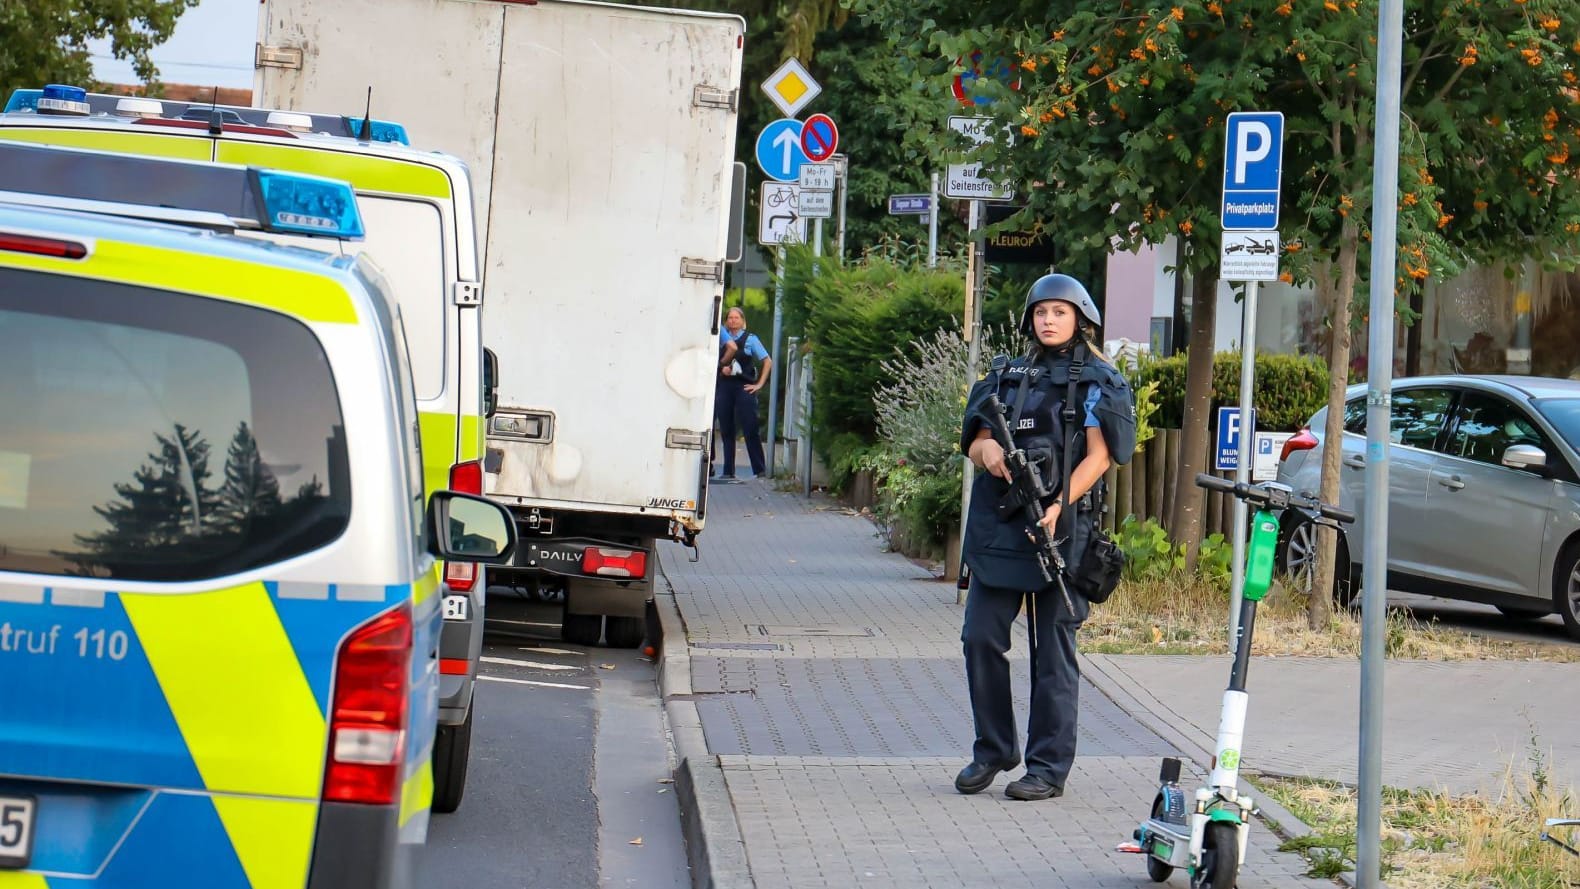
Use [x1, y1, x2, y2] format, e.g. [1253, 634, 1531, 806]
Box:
[955, 273, 1135, 800]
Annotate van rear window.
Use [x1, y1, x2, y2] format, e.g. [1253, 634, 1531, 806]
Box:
[0, 268, 351, 581]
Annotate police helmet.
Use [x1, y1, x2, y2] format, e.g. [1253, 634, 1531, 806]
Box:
[1020, 273, 1101, 337]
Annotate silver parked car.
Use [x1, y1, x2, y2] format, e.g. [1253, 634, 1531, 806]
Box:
[1276, 375, 1580, 640]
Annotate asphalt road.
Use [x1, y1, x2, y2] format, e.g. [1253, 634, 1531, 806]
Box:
[1389, 590, 1577, 647]
[416, 591, 690, 889]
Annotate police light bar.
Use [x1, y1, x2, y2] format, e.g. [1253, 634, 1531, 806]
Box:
[3, 87, 412, 145]
[0, 141, 364, 239]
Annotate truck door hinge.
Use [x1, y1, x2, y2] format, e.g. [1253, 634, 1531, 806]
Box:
[453, 281, 482, 306]
[692, 85, 738, 113]
[680, 258, 725, 284]
[255, 44, 303, 71]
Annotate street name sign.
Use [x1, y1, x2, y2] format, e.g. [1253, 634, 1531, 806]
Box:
[888, 194, 931, 215]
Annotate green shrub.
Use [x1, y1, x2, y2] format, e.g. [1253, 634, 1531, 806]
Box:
[1114, 516, 1235, 587]
[1132, 350, 1329, 432]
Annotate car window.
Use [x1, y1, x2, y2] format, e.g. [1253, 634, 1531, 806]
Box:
[1389, 388, 1454, 449]
[1343, 397, 1366, 434]
[0, 267, 351, 580]
[1445, 391, 1555, 466]
[357, 197, 446, 402]
[1535, 398, 1580, 448]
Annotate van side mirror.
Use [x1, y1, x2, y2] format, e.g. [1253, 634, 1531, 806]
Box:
[427, 491, 516, 563]
[483, 348, 499, 418]
[1501, 443, 1549, 475]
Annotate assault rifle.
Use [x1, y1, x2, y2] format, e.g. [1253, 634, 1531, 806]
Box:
[979, 392, 1076, 612]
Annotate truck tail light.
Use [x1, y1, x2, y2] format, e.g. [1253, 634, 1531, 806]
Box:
[582, 546, 647, 579]
[323, 605, 411, 805]
[445, 561, 478, 592]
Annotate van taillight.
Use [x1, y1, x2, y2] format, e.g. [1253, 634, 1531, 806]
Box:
[1282, 428, 1320, 461]
[323, 604, 411, 806]
[445, 461, 485, 591]
[450, 460, 483, 495]
[583, 546, 647, 579]
[0, 232, 88, 259]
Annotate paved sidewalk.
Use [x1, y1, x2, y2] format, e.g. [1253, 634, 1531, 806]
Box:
[659, 478, 1334, 889]
[1084, 654, 1580, 796]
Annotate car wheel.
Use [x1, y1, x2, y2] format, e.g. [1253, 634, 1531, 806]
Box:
[1280, 515, 1357, 609]
[1496, 604, 1550, 621]
[562, 611, 603, 647]
[1555, 545, 1580, 641]
[431, 707, 473, 814]
[604, 615, 645, 649]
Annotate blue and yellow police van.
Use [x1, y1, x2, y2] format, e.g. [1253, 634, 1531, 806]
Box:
[0, 160, 517, 886]
[0, 85, 494, 811]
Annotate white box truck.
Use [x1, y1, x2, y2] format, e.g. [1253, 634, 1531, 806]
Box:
[255, 0, 745, 647]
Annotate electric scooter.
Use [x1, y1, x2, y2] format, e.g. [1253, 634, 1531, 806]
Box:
[1121, 474, 1355, 888]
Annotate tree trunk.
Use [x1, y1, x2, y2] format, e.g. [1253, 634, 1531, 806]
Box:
[1309, 226, 1359, 628]
[1170, 270, 1218, 570]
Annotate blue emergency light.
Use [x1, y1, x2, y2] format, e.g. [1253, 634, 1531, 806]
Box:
[343, 117, 410, 145]
[257, 170, 366, 238]
[3, 87, 412, 146]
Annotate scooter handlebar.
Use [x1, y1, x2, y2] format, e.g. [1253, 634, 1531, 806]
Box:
[1192, 473, 1355, 524]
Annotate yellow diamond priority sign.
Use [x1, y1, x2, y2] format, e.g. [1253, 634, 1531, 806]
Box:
[761, 58, 821, 119]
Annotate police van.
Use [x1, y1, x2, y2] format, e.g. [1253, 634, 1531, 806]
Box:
[0, 168, 517, 885]
[0, 84, 493, 811]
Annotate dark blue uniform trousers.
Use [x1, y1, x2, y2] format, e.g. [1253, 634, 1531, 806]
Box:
[962, 577, 1081, 788]
[716, 378, 766, 476]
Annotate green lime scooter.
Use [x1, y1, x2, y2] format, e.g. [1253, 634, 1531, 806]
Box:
[1122, 474, 1354, 888]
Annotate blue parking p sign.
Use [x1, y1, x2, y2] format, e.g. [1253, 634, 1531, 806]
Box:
[1221, 112, 1284, 230]
[1215, 406, 1257, 471]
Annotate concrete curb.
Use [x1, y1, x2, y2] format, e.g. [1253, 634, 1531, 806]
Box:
[654, 571, 755, 889]
[1079, 652, 1373, 888]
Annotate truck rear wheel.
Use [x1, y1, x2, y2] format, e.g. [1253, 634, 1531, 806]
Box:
[432, 707, 473, 814]
[605, 615, 644, 649]
[563, 611, 603, 646]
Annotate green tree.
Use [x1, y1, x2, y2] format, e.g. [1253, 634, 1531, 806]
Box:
[214, 422, 283, 534]
[65, 423, 219, 577]
[856, 0, 1580, 618]
[0, 0, 201, 93]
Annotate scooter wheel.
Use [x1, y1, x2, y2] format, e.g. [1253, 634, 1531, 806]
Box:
[1146, 854, 1173, 882]
[1192, 822, 1240, 889]
[1145, 797, 1174, 882]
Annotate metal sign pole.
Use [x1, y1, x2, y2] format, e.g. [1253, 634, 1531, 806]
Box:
[1227, 280, 1259, 653]
[1359, 0, 1404, 884]
[958, 199, 983, 605]
[836, 156, 849, 262]
[765, 246, 786, 478]
[928, 172, 940, 268]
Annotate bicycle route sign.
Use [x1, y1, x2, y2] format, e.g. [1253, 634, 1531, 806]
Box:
[758, 181, 805, 245]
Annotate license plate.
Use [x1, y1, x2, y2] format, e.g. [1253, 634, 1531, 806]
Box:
[443, 595, 470, 621]
[1151, 836, 1173, 860]
[0, 795, 36, 870]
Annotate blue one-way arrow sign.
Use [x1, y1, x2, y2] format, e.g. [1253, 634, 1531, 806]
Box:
[1221, 111, 1284, 230]
[756, 118, 809, 183]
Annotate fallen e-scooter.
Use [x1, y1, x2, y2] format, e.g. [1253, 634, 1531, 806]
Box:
[1121, 473, 1355, 888]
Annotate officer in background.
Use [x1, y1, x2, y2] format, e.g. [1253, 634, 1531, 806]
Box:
[954, 274, 1135, 801]
[715, 307, 773, 479]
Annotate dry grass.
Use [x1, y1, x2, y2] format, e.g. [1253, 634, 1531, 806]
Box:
[1079, 576, 1580, 662]
[1256, 759, 1580, 888]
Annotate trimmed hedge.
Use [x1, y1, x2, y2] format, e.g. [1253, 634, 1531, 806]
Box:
[1133, 351, 1329, 432]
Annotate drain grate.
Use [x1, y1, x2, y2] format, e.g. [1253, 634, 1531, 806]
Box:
[691, 642, 783, 651]
[748, 625, 876, 637]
